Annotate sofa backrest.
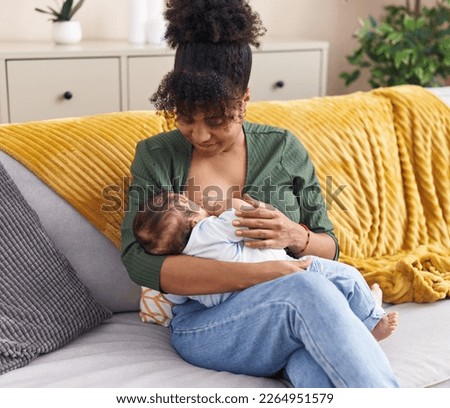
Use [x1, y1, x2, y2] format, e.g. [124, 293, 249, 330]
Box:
[1, 86, 448, 306]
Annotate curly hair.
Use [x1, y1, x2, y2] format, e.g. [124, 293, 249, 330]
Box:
[164, 0, 266, 48]
[151, 0, 266, 123]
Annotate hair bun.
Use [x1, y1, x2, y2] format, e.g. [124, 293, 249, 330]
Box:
[164, 0, 266, 48]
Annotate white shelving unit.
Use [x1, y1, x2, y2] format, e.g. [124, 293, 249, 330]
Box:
[0, 40, 329, 123]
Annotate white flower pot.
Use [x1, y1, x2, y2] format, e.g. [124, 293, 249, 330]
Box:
[52, 21, 82, 45]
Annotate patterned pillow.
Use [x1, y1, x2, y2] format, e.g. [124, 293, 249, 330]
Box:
[139, 287, 173, 327]
[0, 161, 112, 375]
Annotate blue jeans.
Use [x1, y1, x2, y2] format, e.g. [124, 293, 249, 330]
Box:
[170, 267, 399, 387]
[305, 256, 386, 332]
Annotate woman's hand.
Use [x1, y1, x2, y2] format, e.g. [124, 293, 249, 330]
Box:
[233, 194, 306, 250]
[259, 258, 313, 277]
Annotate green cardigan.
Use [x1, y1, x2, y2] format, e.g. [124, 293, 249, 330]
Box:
[121, 121, 339, 290]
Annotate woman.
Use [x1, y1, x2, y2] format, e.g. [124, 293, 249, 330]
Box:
[121, 0, 399, 387]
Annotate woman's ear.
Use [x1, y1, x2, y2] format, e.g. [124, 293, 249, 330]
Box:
[244, 88, 251, 102]
[190, 219, 198, 228]
[240, 88, 251, 121]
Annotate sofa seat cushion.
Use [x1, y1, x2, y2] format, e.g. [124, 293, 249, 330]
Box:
[382, 300, 450, 387]
[0, 313, 288, 388]
[0, 301, 449, 388]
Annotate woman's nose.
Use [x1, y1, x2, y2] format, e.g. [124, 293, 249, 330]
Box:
[190, 124, 211, 144]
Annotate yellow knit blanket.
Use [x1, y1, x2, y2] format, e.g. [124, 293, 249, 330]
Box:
[1, 85, 449, 303]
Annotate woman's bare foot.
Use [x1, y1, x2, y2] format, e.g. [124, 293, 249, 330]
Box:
[370, 283, 399, 341]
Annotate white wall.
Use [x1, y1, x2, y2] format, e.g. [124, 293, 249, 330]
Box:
[251, 0, 437, 95]
[0, 0, 437, 95]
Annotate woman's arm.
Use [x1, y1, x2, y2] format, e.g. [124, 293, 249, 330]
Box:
[283, 228, 337, 260]
[160, 254, 311, 295]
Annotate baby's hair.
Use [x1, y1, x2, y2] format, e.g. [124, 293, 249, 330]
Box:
[133, 191, 196, 255]
[151, 0, 266, 123]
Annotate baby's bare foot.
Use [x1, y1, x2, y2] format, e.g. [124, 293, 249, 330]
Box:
[372, 312, 399, 341]
[370, 283, 399, 341]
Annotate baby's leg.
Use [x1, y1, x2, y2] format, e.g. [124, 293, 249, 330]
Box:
[305, 257, 395, 336]
[370, 284, 398, 341]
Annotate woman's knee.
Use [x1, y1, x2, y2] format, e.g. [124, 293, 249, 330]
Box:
[269, 272, 345, 309]
[314, 258, 361, 280]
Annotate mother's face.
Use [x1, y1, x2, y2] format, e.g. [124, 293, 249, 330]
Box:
[176, 90, 250, 157]
[176, 112, 244, 157]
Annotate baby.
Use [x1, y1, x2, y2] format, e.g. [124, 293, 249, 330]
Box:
[133, 191, 398, 341]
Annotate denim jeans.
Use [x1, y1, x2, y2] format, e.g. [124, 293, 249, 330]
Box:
[170, 269, 399, 387]
[305, 256, 386, 332]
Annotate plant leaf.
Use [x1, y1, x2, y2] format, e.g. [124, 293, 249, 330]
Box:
[70, 0, 85, 20]
[340, 2, 450, 88]
[35, 8, 49, 14]
[394, 50, 411, 68]
[387, 31, 403, 44]
[340, 70, 360, 86]
[61, 0, 74, 20]
[347, 48, 363, 65]
[47, 6, 61, 17]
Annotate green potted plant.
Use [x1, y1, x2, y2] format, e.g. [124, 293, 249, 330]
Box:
[341, 0, 450, 88]
[35, 0, 86, 45]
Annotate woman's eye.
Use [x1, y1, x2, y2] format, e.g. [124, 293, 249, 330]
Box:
[206, 119, 225, 128]
[177, 116, 194, 125]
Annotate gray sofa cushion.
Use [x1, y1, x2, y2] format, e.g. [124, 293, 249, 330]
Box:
[0, 302, 449, 387]
[0, 313, 288, 387]
[0, 152, 140, 313]
[382, 301, 450, 387]
[0, 161, 112, 375]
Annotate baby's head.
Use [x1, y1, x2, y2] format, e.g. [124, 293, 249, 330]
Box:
[133, 191, 208, 255]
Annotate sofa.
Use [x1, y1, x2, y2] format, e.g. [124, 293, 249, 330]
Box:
[0, 85, 449, 388]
